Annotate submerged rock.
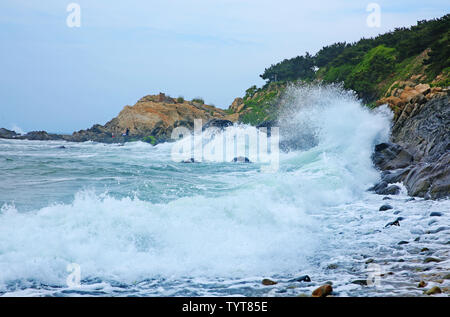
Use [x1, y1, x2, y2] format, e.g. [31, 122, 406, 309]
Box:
[424, 286, 441, 295]
[429, 212, 443, 217]
[424, 257, 441, 263]
[351, 280, 368, 286]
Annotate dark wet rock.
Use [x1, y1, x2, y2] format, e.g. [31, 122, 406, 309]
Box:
[381, 168, 411, 184]
[385, 217, 403, 227]
[0, 128, 20, 138]
[420, 248, 429, 252]
[392, 96, 449, 164]
[403, 153, 450, 199]
[392, 97, 450, 199]
[57, 146, 66, 149]
[424, 257, 441, 263]
[393, 210, 402, 215]
[262, 278, 277, 286]
[232, 156, 251, 163]
[351, 280, 368, 286]
[379, 204, 393, 211]
[430, 212, 443, 217]
[311, 284, 333, 297]
[372, 142, 413, 170]
[418, 280, 427, 288]
[382, 197, 391, 200]
[383, 185, 401, 195]
[202, 119, 233, 131]
[398, 241, 409, 245]
[405, 197, 416, 202]
[414, 237, 420, 242]
[372, 96, 450, 200]
[182, 158, 196, 163]
[365, 259, 374, 264]
[369, 181, 388, 193]
[288, 275, 311, 283]
[424, 286, 441, 295]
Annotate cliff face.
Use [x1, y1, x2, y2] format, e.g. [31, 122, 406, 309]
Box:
[372, 90, 449, 199]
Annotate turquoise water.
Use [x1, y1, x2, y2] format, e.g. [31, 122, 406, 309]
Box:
[0, 86, 448, 296]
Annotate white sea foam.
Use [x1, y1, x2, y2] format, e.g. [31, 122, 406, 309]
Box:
[3, 84, 444, 297]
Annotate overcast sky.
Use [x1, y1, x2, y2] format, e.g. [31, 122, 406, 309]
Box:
[0, 0, 448, 133]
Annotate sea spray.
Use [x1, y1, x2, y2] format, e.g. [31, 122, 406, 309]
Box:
[0, 84, 396, 294]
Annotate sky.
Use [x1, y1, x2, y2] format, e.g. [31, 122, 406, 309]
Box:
[0, 0, 448, 133]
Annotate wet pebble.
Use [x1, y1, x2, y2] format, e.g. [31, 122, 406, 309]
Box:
[262, 279, 277, 286]
[418, 280, 427, 288]
[312, 284, 333, 297]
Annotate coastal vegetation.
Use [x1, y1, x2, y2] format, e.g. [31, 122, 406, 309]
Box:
[233, 14, 449, 125]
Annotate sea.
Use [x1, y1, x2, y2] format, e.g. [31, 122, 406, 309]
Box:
[0, 85, 448, 296]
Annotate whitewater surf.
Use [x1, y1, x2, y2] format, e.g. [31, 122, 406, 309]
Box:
[0, 85, 448, 297]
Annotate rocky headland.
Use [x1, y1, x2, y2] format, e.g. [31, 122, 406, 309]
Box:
[0, 93, 236, 145]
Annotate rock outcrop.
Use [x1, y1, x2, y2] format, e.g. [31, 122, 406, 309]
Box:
[0, 128, 20, 139]
[372, 90, 449, 199]
[0, 93, 237, 144]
